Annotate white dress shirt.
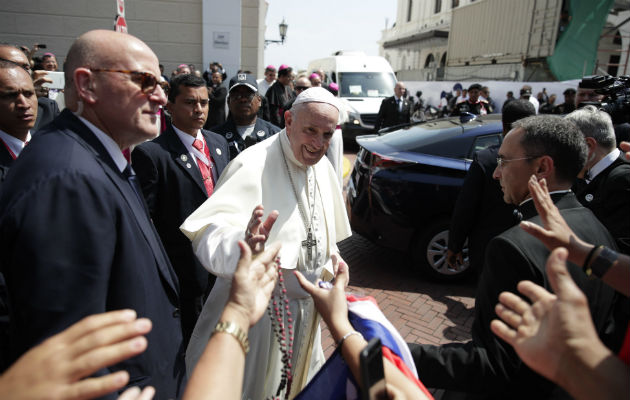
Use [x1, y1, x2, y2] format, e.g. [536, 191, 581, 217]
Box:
[172, 125, 218, 182]
[77, 116, 127, 172]
[587, 148, 621, 183]
[0, 129, 31, 159]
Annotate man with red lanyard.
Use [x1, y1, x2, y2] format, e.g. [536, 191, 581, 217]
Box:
[0, 60, 37, 182]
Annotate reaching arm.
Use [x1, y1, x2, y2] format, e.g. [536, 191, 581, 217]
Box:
[0, 310, 154, 400]
[295, 264, 428, 399]
[520, 175, 630, 296]
[491, 247, 629, 400]
[183, 241, 280, 400]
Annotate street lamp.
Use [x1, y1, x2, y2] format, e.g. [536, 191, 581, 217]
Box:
[265, 18, 288, 46]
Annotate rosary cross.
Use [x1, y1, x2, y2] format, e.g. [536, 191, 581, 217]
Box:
[302, 230, 317, 262]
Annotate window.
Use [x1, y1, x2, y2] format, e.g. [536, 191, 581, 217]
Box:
[469, 134, 501, 158]
[407, 0, 413, 22]
[452, 0, 459, 8]
[440, 52, 447, 67]
[434, 0, 442, 14]
[424, 54, 435, 68]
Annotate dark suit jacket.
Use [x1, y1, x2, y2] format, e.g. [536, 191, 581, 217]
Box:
[0, 144, 14, 182]
[0, 110, 186, 397]
[448, 145, 516, 271]
[212, 116, 280, 160]
[33, 97, 60, 132]
[205, 85, 227, 129]
[131, 124, 229, 344]
[374, 96, 411, 131]
[573, 155, 630, 254]
[411, 193, 623, 399]
[265, 81, 294, 128]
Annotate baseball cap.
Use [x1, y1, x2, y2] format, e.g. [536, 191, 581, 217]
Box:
[228, 73, 258, 92]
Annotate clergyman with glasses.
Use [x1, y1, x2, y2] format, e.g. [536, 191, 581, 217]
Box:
[131, 73, 229, 346]
[410, 114, 622, 398]
[0, 30, 187, 397]
[212, 73, 281, 160]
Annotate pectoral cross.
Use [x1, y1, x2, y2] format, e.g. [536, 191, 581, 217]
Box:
[301, 229, 317, 263]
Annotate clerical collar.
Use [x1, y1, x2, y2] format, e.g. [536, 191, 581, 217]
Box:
[587, 148, 620, 182]
[519, 189, 572, 207]
[280, 129, 307, 170]
[0, 129, 31, 158]
[77, 116, 127, 173]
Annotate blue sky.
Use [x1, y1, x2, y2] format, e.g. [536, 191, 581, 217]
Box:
[264, 0, 398, 71]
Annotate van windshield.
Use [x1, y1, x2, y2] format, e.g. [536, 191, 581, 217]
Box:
[338, 72, 396, 98]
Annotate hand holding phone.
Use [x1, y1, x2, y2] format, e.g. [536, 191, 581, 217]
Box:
[360, 337, 387, 400]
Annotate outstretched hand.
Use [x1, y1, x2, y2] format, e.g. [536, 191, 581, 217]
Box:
[244, 205, 279, 255]
[519, 175, 584, 253]
[0, 310, 153, 400]
[490, 247, 599, 384]
[227, 240, 281, 327]
[294, 261, 351, 335]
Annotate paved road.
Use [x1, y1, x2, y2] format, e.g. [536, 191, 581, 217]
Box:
[317, 150, 477, 397]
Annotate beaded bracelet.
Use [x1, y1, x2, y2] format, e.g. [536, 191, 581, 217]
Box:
[212, 321, 250, 355]
[337, 330, 362, 348]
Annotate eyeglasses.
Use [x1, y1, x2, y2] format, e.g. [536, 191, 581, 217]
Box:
[89, 68, 165, 94]
[229, 92, 257, 102]
[496, 156, 541, 168]
[182, 98, 210, 107]
[295, 86, 310, 91]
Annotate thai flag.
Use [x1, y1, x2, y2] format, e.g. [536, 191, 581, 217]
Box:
[295, 294, 433, 399]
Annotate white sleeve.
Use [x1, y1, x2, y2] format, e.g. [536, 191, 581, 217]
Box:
[191, 224, 243, 279]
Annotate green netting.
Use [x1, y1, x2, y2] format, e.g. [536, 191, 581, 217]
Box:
[547, 0, 614, 80]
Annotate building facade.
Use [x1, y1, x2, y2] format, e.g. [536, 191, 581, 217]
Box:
[381, 0, 630, 81]
[0, 0, 268, 79]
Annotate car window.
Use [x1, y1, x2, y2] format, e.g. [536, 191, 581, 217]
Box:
[468, 134, 501, 159]
[338, 72, 396, 98]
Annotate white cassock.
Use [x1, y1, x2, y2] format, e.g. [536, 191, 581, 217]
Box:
[180, 129, 351, 399]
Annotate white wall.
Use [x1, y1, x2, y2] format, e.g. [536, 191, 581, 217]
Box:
[202, 0, 241, 78]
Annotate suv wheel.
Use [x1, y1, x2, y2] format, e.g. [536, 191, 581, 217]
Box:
[413, 219, 472, 280]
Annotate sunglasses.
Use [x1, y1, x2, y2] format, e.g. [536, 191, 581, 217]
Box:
[295, 86, 309, 91]
[89, 68, 167, 94]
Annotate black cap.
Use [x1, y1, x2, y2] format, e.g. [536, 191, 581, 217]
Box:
[563, 88, 576, 95]
[228, 73, 258, 92]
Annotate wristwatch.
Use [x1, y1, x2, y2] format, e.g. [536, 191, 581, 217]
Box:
[585, 246, 618, 278]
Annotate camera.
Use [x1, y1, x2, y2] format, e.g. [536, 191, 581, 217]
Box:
[578, 75, 630, 124]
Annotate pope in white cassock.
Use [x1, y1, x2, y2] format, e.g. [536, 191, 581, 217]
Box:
[180, 87, 352, 399]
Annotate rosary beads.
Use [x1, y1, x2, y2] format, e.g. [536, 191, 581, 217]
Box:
[266, 259, 294, 400]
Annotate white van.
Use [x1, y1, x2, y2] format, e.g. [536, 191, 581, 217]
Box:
[308, 51, 397, 141]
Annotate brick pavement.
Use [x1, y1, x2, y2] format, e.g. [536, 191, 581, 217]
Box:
[320, 233, 476, 359]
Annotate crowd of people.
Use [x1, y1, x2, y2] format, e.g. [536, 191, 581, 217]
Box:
[0, 29, 628, 400]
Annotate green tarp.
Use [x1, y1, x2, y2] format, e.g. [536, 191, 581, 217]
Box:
[548, 0, 614, 80]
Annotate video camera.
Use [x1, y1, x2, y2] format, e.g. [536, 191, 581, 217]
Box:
[578, 75, 630, 124]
